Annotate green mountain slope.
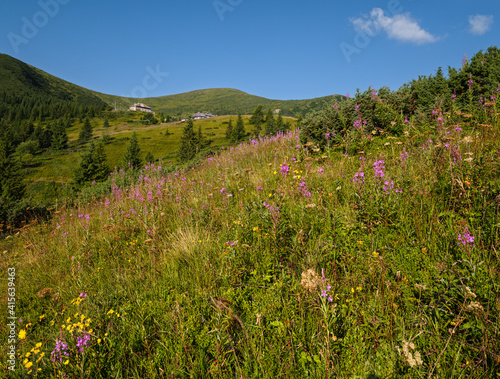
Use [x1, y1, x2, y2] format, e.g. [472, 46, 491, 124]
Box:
[0, 53, 107, 108]
[95, 88, 344, 117]
[0, 54, 343, 118]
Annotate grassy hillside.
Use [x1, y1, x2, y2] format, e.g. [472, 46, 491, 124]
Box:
[2, 107, 499, 377]
[95, 88, 343, 117]
[22, 114, 297, 202]
[0, 54, 343, 118]
[0, 54, 107, 108]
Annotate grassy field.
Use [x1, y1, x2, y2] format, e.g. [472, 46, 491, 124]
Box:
[1, 103, 499, 377]
[24, 114, 297, 202]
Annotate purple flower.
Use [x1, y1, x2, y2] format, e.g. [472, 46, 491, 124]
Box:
[279, 164, 290, 176]
[458, 227, 475, 249]
[373, 160, 385, 179]
[76, 333, 91, 353]
[352, 171, 365, 184]
[317, 168, 324, 174]
[79, 292, 87, 298]
[51, 338, 70, 363]
[467, 79, 474, 87]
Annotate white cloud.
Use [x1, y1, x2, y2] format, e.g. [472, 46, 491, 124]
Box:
[468, 14, 493, 35]
[350, 8, 438, 45]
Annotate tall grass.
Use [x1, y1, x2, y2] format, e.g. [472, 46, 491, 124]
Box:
[1, 111, 499, 377]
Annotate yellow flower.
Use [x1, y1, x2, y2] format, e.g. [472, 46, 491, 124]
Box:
[356, 286, 362, 292]
[372, 251, 379, 258]
[35, 342, 42, 348]
[351, 288, 355, 293]
[25, 361, 33, 369]
[50, 320, 55, 326]
[253, 226, 260, 232]
[18, 329, 27, 340]
[64, 359, 69, 365]
[97, 338, 102, 344]
[23, 358, 29, 365]
[39, 314, 45, 321]
[357, 241, 363, 246]
[25, 352, 31, 358]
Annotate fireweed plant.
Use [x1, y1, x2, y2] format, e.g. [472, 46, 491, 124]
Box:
[2, 86, 500, 377]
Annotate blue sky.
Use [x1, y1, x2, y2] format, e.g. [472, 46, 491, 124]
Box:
[1, 0, 498, 100]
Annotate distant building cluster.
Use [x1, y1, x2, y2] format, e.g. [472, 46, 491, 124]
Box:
[129, 103, 155, 114]
[181, 112, 216, 122]
[191, 112, 215, 120]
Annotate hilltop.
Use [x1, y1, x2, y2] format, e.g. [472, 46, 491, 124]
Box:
[0, 53, 343, 117]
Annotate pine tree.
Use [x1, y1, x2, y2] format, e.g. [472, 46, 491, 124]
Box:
[225, 119, 233, 140]
[249, 105, 264, 125]
[232, 114, 246, 142]
[179, 118, 197, 162]
[51, 120, 68, 150]
[73, 141, 110, 187]
[122, 132, 142, 169]
[145, 151, 154, 163]
[250, 105, 264, 137]
[265, 109, 275, 135]
[103, 118, 110, 128]
[276, 110, 284, 133]
[79, 117, 93, 143]
[197, 125, 207, 148]
[0, 135, 26, 202]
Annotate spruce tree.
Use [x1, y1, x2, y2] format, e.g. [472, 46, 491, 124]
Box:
[145, 151, 154, 163]
[179, 118, 197, 162]
[51, 120, 68, 150]
[0, 135, 26, 202]
[73, 141, 110, 187]
[197, 125, 207, 148]
[232, 114, 245, 142]
[265, 109, 275, 135]
[122, 132, 142, 169]
[225, 119, 233, 140]
[249, 105, 264, 125]
[103, 118, 110, 128]
[79, 117, 93, 143]
[276, 110, 284, 133]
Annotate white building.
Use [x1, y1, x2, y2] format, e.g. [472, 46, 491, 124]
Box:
[129, 103, 155, 114]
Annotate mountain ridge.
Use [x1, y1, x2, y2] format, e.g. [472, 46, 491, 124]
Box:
[0, 53, 343, 117]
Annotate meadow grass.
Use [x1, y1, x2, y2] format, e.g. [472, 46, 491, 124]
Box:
[25, 115, 289, 202]
[1, 111, 499, 377]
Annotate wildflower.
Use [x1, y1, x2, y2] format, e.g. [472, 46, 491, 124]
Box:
[466, 301, 484, 312]
[279, 164, 290, 176]
[300, 269, 321, 292]
[76, 333, 91, 353]
[19, 329, 27, 340]
[457, 227, 475, 249]
[51, 338, 70, 363]
[373, 160, 385, 179]
[400, 341, 423, 367]
[317, 167, 324, 174]
[352, 171, 365, 184]
[79, 292, 87, 298]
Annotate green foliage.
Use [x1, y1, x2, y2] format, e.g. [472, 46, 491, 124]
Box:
[78, 117, 93, 143]
[51, 119, 69, 150]
[144, 151, 154, 164]
[73, 141, 110, 187]
[0, 135, 26, 202]
[121, 132, 143, 169]
[225, 119, 233, 140]
[178, 118, 198, 162]
[103, 118, 110, 128]
[231, 114, 245, 142]
[265, 109, 275, 135]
